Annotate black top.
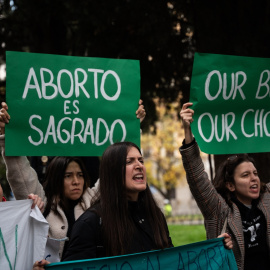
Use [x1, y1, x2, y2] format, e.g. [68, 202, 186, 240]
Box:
[62, 198, 80, 258]
[232, 197, 270, 270]
[62, 201, 173, 261]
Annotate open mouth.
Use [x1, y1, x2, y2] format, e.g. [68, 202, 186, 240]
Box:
[133, 174, 144, 181]
[250, 184, 258, 192]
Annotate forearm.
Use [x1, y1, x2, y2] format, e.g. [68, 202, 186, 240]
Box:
[0, 135, 45, 200]
[184, 125, 193, 144]
[179, 141, 226, 219]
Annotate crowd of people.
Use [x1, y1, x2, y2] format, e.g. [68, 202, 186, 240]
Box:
[0, 99, 248, 270]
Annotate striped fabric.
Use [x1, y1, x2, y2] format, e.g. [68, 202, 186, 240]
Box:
[179, 142, 270, 270]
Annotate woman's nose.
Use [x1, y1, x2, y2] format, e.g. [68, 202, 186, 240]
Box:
[72, 176, 79, 184]
[135, 161, 143, 169]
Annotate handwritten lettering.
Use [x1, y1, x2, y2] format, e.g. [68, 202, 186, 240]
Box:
[197, 108, 270, 143]
[205, 70, 246, 101]
[22, 67, 121, 101]
[56, 242, 232, 270]
[28, 116, 126, 146]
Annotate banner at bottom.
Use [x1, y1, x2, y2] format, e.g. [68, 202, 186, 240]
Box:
[46, 237, 237, 270]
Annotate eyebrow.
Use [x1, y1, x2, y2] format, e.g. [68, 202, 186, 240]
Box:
[126, 157, 144, 161]
[65, 171, 83, 174]
[241, 170, 257, 174]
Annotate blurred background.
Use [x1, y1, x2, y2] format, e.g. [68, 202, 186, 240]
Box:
[1, 0, 270, 245]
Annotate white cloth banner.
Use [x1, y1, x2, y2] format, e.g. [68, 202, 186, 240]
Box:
[0, 199, 49, 270]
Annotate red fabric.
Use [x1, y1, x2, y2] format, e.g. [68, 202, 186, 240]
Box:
[2, 196, 6, 202]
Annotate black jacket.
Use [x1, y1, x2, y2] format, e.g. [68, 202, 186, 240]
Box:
[62, 201, 173, 261]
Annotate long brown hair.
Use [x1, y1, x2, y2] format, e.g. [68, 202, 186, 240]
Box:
[213, 154, 265, 207]
[95, 141, 170, 256]
[43, 156, 90, 217]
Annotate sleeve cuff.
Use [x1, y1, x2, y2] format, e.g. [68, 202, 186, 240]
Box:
[180, 137, 196, 149]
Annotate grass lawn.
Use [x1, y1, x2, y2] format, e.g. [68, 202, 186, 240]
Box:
[168, 224, 206, 247]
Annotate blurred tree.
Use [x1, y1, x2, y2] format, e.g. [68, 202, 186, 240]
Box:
[141, 97, 185, 200]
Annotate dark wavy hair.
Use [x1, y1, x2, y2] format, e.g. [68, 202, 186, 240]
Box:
[43, 156, 90, 217]
[213, 154, 265, 207]
[93, 141, 170, 256]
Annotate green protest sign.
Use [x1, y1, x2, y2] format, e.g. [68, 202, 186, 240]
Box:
[46, 238, 237, 270]
[6, 51, 140, 156]
[190, 52, 270, 154]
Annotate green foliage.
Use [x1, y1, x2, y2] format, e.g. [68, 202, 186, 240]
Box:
[168, 224, 206, 247]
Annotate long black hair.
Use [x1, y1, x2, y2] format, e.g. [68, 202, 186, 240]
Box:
[93, 141, 170, 256]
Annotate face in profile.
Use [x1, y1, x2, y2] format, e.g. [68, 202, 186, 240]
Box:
[63, 161, 85, 200]
[226, 161, 260, 205]
[125, 146, 147, 201]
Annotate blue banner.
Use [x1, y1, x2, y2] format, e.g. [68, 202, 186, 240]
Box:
[46, 238, 237, 270]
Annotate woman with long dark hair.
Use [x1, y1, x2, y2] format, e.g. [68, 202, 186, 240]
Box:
[62, 141, 172, 260]
[179, 102, 270, 270]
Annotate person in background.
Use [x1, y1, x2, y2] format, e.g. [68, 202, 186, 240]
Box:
[0, 100, 146, 260]
[179, 102, 270, 270]
[29, 155, 101, 187]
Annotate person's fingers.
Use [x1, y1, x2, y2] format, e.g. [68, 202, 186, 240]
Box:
[136, 103, 146, 123]
[136, 106, 145, 116]
[218, 233, 226, 238]
[218, 233, 233, 250]
[180, 107, 194, 116]
[180, 113, 194, 126]
[33, 260, 44, 270]
[36, 197, 45, 212]
[28, 194, 45, 212]
[1, 102, 8, 110]
[28, 194, 38, 209]
[0, 109, 10, 123]
[182, 102, 193, 110]
[33, 259, 50, 269]
[218, 232, 231, 239]
[28, 193, 35, 200]
[180, 103, 194, 118]
[224, 238, 233, 249]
